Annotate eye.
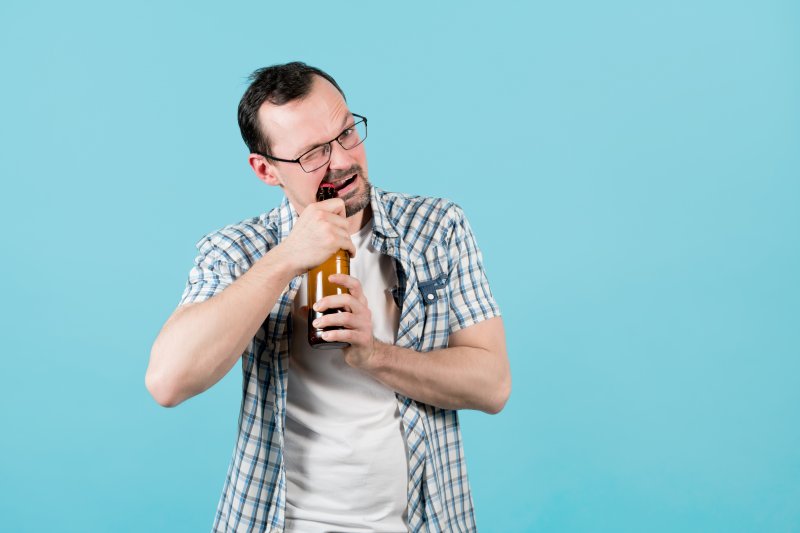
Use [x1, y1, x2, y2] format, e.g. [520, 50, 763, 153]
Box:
[340, 127, 354, 139]
[300, 144, 328, 163]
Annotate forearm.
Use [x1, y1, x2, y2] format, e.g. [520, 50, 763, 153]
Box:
[146, 243, 297, 406]
[315, 275, 510, 414]
[365, 338, 511, 414]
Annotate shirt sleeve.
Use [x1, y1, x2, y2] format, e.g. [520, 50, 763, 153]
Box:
[178, 235, 242, 306]
[446, 205, 501, 333]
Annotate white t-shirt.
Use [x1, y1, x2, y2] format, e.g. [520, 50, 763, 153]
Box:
[285, 219, 408, 532]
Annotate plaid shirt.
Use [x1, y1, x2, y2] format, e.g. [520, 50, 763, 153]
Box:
[179, 186, 500, 532]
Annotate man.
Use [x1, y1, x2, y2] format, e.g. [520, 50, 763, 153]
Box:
[146, 62, 510, 533]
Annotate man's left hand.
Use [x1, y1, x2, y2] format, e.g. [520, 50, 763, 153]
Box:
[311, 273, 377, 368]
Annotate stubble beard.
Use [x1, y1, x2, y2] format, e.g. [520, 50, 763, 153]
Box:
[324, 165, 372, 218]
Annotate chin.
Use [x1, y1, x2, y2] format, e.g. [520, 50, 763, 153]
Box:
[344, 180, 371, 218]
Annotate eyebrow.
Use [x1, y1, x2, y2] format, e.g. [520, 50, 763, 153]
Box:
[295, 113, 354, 157]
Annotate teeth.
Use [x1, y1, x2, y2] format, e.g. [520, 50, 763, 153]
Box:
[335, 176, 356, 190]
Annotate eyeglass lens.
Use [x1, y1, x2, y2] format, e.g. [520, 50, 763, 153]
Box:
[299, 119, 367, 172]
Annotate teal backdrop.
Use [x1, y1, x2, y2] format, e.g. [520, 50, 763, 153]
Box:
[1, 1, 798, 532]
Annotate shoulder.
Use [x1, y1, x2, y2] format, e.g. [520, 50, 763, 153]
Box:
[194, 206, 282, 268]
[375, 188, 468, 255]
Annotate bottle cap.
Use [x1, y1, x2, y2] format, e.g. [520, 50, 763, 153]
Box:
[316, 183, 338, 202]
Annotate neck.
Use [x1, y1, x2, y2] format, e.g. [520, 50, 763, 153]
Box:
[347, 204, 372, 235]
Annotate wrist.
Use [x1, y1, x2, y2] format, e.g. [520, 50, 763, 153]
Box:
[363, 338, 390, 373]
[270, 241, 303, 278]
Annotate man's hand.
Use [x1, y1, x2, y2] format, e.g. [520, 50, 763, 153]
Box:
[278, 199, 357, 276]
[311, 273, 377, 368]
[309, 274, 510, 414]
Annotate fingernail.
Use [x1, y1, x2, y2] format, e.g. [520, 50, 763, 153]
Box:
[312, 320, 320, 327]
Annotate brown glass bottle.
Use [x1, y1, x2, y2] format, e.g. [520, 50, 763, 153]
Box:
[307, 184, 351, 349]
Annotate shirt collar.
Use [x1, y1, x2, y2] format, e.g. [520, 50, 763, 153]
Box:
[368, 185, 399, 239]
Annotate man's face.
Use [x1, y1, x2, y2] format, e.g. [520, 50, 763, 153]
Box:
[256, 76, 370, 218]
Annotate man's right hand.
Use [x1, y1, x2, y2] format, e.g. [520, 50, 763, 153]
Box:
[146, 198, 357, 407]
[277, 198, 357, 275]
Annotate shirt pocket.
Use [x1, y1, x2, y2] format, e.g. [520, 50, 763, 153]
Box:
[415, 244, 451, 351]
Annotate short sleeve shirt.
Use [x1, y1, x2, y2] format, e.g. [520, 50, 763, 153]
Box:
[179, 186, 500, 532]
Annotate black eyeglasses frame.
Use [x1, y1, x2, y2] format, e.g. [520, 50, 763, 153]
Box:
[256, 113, 368, 173]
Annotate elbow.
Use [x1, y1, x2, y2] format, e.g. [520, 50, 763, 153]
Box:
[145, 347, 184, 408]
[145, 369, 182, 408]
[485, 369, 511, 415]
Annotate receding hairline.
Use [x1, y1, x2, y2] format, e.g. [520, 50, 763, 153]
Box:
[238, 62, 347, 156]
[255, 75, 352, 157]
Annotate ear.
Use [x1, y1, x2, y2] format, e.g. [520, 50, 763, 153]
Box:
[248, 153, 282, 187]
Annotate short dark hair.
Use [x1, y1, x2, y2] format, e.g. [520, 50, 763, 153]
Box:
[238, 62, 346, 155]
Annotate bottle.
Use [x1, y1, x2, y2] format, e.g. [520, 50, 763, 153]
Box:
[307, 184, 351, 349]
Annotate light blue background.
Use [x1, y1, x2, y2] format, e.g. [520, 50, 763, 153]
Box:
[1, 1, 798, 532]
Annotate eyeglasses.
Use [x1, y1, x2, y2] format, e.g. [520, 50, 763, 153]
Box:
[257, 113, 368, 173]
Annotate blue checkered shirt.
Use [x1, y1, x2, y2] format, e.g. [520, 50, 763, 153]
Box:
[179, 186, 501, 532]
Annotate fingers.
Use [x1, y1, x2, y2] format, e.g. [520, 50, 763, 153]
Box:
[319, 329, 376, 368]
[312, 306, 373, 352]
[285, 200, 356, 270]
[307, 210, 356, 257]
[312, 310, 360, 330]
[315, 212, 355, 257]
[320, 328, 359, 344]
[327, 274, 366, 303]
[314, 197, 347, 217]
[313, 209, 349, 232]
[340, 237, 357, 258]
[310, 276, 375, 367]
[313, 292, 364, 314]
[329, 226, 356, 257]
[315, 274, 367, 310]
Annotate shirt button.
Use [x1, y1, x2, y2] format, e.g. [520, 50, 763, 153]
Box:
[427, 293, 435, 300]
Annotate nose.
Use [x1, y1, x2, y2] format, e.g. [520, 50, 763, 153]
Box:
[327, 139, 358, 170]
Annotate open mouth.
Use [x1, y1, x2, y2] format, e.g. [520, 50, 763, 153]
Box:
[334, 175, 357, 192]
